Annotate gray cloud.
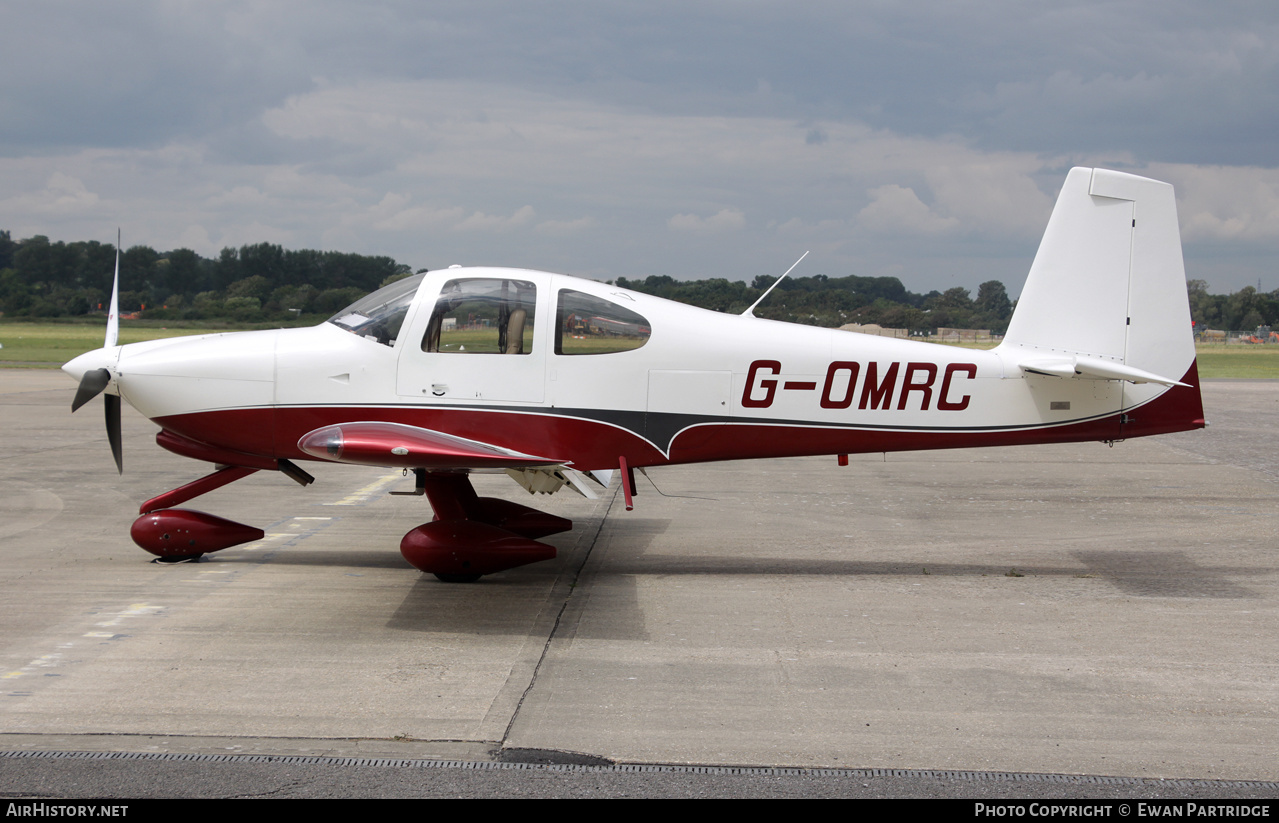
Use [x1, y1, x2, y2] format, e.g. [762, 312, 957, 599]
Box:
[2, 1, 1276, 294]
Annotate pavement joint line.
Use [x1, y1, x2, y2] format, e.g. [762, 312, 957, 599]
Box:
[499, 483, 620, 749]
[1, 749, 1277, 789]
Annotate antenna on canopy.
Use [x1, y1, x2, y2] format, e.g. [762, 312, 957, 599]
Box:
[742, 250, 808, 317]
[105, 229, 121, 348]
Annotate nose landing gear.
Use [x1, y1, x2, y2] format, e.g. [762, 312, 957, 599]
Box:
[131, 507, 264, 563]
[130, 461, 311, 563]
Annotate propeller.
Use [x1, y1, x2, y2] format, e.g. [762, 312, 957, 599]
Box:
[67, 232, 124, 473]
[71, 367, 111, 412]
[70, 366, 123, 474]
[105, 394, 122, 474]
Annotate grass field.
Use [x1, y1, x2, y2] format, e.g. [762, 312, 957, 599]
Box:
[1192, 345, 1279, 378]
[3, 321, 1277, 378]
[939, 339, 1279, 378]
[0, 324, 213, 366]
[0, 323, 241, 368]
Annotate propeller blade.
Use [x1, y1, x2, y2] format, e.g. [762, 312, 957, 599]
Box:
[105, 393, 123, 474]
[105, 231, 120, 348]
[71, 367, 112, 413]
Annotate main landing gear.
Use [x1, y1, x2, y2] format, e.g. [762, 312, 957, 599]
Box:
[397, 471, 572, 582]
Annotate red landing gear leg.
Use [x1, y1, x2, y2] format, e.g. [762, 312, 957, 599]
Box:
[399, 472, 573, 583]
[130, 466, 265, 563]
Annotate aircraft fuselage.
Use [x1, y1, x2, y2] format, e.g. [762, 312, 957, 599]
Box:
[69, 268, 1201, 476]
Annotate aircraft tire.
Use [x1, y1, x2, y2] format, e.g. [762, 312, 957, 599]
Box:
[151, 554, 204, 565]
[433, 572, 482, 583]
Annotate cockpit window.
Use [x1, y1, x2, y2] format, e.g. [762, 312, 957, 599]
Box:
[327, 273, 425, 347]
[422, 278, 537, 354]
[556, 289, 651, 355]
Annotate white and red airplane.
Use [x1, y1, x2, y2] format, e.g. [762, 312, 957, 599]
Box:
[64, 167, 1205, 581]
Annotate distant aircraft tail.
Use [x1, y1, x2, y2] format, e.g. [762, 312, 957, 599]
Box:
[997, 167, 1204, 435]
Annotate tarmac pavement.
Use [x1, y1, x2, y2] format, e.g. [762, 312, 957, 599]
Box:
[0, 370, 1275, 796]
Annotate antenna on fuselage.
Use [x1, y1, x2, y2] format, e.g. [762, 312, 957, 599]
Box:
[742, 250, 808, 318]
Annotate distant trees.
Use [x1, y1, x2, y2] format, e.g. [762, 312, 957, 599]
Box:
[614, 271, 1016, 332]
[613, 270, 1279, 333]
[975, 280, 1012, 322]
[0, 233, 411, 321]
[1, 229, 1272, 333]
[1186, 279, 1279, 331]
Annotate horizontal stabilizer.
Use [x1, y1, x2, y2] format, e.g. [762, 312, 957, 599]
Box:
[298, 421, 565, 470]
[1017, 356, 1190, 387]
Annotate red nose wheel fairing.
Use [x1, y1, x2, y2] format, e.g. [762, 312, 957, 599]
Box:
[130, 509, 264, 561]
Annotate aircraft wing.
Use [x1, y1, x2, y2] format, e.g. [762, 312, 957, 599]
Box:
[297, 421, 566, 470]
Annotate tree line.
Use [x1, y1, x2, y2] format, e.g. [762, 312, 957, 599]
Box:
[1, 230, 1273, 333]
[0, 231, 411, 322]
[613, 273, 1016, 333]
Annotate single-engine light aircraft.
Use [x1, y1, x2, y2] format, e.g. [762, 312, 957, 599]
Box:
[64, 168, 1205, 581]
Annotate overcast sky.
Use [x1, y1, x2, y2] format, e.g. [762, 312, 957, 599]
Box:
[2, 1, 1276, 296]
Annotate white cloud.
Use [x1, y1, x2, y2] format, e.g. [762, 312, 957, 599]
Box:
[856, 185, 959, 236]
[367, 197, 536, 234]
[369, 195, 466, 233]
[924, 164, 1053, 237]
[535, 216, 596, 236]
[1148, 164, 1279, 241]
[176, 225, 214, 254]
[207, 186, 270, 208]
[1, 172, 104, 215]
[454, 205, 536, 232]
[668, 207, 746, 234]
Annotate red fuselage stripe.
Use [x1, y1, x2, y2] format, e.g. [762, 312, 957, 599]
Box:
[152, 363, 1204, 471]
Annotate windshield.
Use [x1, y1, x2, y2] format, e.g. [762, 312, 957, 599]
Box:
[327, 273, 426, 346]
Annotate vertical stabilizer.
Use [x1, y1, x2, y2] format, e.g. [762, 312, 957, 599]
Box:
[1000, 168, 1195, 386]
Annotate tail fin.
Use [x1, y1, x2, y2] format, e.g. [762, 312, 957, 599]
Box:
[998, 167, 1204, 436]
[1000, 167, 1195, 387]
